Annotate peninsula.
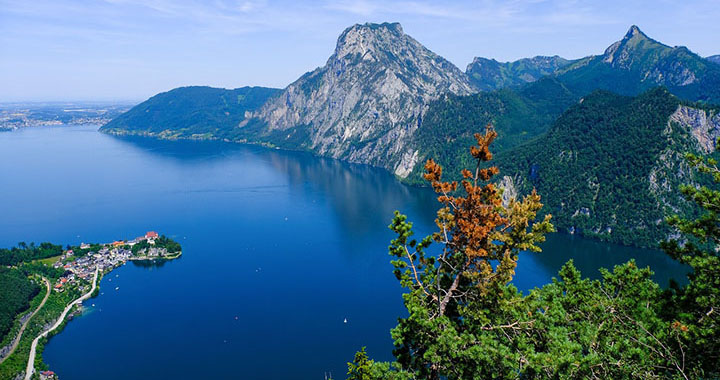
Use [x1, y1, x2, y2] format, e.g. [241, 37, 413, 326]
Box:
[0, 232, 182, 380]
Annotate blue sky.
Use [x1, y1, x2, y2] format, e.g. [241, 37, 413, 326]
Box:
[1, 0, 719, 102]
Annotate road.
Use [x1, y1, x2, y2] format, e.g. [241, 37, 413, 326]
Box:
[0, 277, 50, 365]
[24, 266, 99, 380]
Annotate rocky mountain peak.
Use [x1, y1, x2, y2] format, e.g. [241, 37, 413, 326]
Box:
[333, 22, 407, 63]
[249, 22, 476, 178]
[624, 25, 647, 40]
[602, 25, 659, 65]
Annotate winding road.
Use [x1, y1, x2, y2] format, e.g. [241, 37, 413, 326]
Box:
[0, 277, 50, 365]
[24, 266, 99, 380]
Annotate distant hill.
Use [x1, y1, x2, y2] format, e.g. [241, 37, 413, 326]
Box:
[494, 87, 720, 246]
[556, 26, 720, 104]
[100, 86, 280, 139]
[466, 55, 575, 91]
[707, 55, 720, 65]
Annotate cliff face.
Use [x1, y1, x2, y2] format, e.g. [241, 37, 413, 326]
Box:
[669, 105, 720, 153]
[246, 22, 476, 177]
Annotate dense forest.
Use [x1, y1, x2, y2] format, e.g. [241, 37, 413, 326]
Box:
[409, 77, 578, 184]
[347, 131, 720, 379]
[0, 242, 63, 266]
[493, 88, 718, 247]
[0, 268, 39, 341]
[100, 86, 280, 139]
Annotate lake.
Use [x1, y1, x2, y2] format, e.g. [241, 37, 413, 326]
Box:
[0, 125, 686, 379]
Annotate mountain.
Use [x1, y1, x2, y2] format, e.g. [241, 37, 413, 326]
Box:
[494, 87, 720, 246]
[556, 26, 720, 103]
[466, 55, 575, 91]
[707, 55, 720, 65]
[100, 86, 280, 139]
[238, 22, 476, 177]
[405, 77, 577, 184]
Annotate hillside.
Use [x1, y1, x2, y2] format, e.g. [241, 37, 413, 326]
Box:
[406, 77, 577, 184]
[494, 87, 720, 246]
[708, 55, 720, 65]
[100, 86, 280, 139]
[466, 55, 575, 91]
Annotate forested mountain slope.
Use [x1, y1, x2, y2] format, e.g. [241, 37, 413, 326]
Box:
[494, 88, 720, 246]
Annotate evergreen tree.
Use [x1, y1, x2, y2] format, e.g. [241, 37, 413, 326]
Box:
[351, 128, 720, 379]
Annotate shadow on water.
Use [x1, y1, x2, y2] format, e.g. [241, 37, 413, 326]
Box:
[130, 258, 176, 269]
[110, 132, 689, 288]
[109, 133, 439, 241]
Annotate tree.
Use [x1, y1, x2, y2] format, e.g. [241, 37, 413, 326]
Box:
[384, 126, 553, 378]
[350, 127, 720, 379]
[660, 149, 720, 377]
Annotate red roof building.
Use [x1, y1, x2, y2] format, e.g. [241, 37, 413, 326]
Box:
[145, 231, 159, 239]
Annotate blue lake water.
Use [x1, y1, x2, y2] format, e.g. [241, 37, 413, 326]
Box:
[0, 125, 686, 379]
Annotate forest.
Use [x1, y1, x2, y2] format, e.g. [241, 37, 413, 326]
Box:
[346, 129, 720, 379]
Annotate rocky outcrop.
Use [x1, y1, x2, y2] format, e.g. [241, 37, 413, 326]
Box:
[497, 175, 519, 207]
[246, 22, 476, 176]
[669, 105, 720, 153]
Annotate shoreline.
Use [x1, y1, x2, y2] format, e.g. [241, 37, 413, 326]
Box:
[22, 251, 182, 379]
[0, 233, 183, 380]
[24, 267, 99, 380]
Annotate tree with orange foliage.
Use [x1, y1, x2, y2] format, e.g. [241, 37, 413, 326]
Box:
[390, 126, 552, 317]
[371, 126, 552, 379]
[346, 127, 718, 380]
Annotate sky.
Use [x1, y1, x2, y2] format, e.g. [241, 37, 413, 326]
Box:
[1, 0, 719, 102]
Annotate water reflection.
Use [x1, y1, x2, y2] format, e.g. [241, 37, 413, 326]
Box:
[111, 131, 688, 288]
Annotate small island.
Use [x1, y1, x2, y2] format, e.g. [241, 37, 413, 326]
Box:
[0, 232, 182, 380]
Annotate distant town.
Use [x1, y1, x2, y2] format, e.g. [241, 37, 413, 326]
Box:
[49, 231, 181, 294]
[0, 102, 134, 131]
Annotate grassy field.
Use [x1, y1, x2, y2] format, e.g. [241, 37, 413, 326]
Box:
[35, 255, 62, 266]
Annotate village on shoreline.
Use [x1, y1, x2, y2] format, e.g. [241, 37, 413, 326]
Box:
[0, 231, 182, 380]
[49, 231, 182, 294]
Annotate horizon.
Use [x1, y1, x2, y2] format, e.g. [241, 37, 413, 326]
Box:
[2, 0, 719, 102]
